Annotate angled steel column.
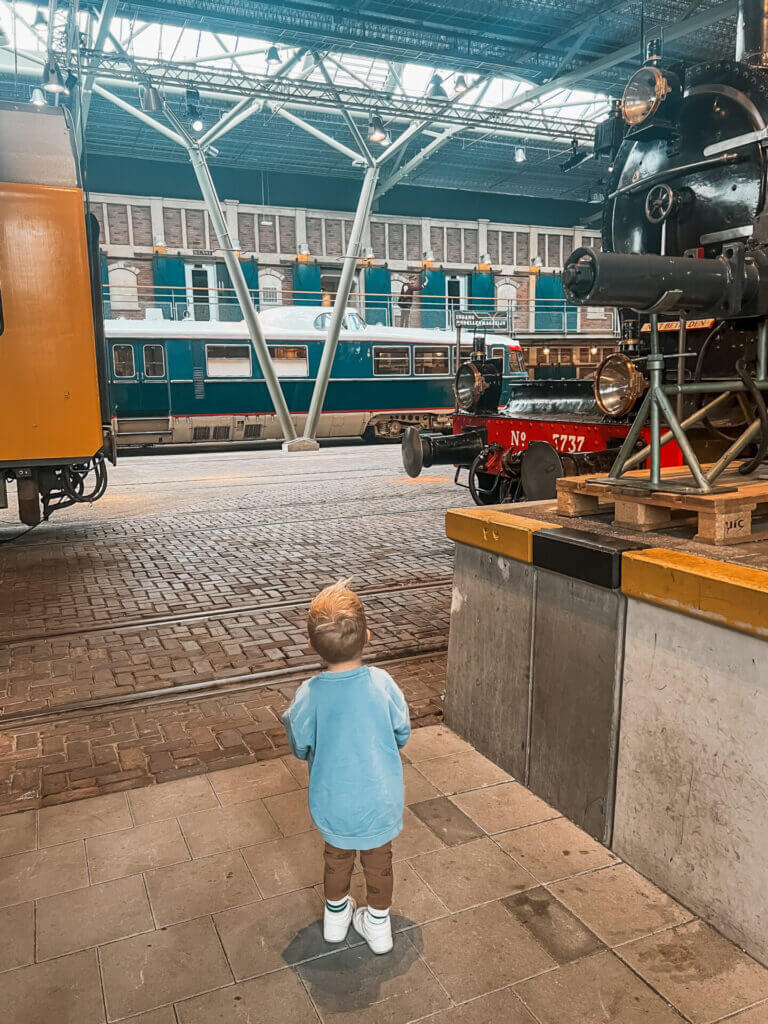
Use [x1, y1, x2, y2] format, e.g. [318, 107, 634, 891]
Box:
[302, 163, 379, 441]
[79, 0, 118, 126]
[183, 141, 298, 443]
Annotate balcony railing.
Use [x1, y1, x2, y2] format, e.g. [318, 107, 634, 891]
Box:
[102, 285, 619, 337]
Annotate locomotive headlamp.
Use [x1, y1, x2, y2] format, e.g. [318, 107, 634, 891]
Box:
[594, 353, 647, 417]
[454, 361, 502, 413]
[455, 363, 486, 411]
[621, 65, 676, 127]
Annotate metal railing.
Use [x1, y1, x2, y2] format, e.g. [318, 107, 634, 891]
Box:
[102, 285, 620, 336]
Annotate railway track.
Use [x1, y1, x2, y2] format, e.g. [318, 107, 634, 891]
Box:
[0, 643, 449, 729]
[0, 573, 454, 647]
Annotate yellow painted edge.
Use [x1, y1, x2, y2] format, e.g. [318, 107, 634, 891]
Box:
[622, 548, 768, 640]
[445, 507, 560, 563]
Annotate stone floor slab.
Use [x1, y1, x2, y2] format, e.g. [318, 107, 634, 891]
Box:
[297, 930, 450, 1023]
[176, 968, 319, 1024]
[178, 799, 280, 859]
[392, 806, 446, 861]
[262, 789, 316, 837]
[0, 901, 34, 972]
[414, 750, 511, 796]
[121, 1009, 177, 1024]
[144, 850, 260, 927]
[38, 793, 132, 848]
[418, 900, 556, 1003]
[36, 873, 153, 960]
[516, 949, 682, 1023]
[404, 725, 473, 763]
[3, 947, 105, 1024]
[409, 837, 536, 911]
[282, 756, 309, 789]
[718, 1003, 768, 1023]
[214, 886, 325, 979]
[127, 776, 218, 826]
[207, 760, 299, 806]
[502, 886, 605, 965]
[408, 796, 485, 847]
[425, 988, 538, 1023]
[495, 817, 618, 883]
[99, 916, 233, 1020]
[618, 920, 768, 1024]
[0, 809, 37, 858]
[242, 829, 326, 897]
[86, 818, 190, 884]
[550, 863, 694, 947]
[451, 782, 559, 835]
[402, 765, 440, 805]
[0, 841, 88, 907]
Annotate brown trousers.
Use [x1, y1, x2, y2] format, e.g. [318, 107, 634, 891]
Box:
[323, 841, 393, 910]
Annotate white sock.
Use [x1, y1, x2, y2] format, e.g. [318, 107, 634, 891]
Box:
[326, 895, 349, 913]
[367, 906, 390, 924]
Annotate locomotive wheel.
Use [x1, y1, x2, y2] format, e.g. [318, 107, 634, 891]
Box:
[468, 452, 502, 505]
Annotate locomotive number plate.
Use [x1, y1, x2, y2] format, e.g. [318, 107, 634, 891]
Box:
[552, 433, 587, 452]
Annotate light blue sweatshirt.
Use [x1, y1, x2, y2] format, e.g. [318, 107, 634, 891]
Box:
[281, 665, 411, 850]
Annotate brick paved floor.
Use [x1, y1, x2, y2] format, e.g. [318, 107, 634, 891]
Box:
[0, 447, 457, 811]
[1, 724, 766, 1024]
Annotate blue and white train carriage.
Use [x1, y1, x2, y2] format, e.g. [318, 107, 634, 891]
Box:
[105, 306, 527, 447]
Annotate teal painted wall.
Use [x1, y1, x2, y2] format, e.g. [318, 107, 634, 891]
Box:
[86, 154, 596, 229]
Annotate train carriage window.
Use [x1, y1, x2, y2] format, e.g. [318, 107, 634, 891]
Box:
[268, 345, 308, 377]
[512, 350, 526, 372]
[113, 344, 135, 377]
[414, 346, 450, 375]
[143, 345, 165, 378]
[373, 346, 410, 376]
[206, 344, 252, 378]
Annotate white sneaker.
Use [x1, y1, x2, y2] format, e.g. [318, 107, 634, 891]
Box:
[352, 906, 394, 955]
[323, 896, 356, 943]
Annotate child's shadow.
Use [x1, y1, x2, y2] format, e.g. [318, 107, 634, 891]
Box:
[283, 917, 422, 1014]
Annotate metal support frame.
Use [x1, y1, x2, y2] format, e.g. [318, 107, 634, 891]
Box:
[302, 163, 380, 442]
[603, 314, 768, 494]
[79, 0, 117, 126]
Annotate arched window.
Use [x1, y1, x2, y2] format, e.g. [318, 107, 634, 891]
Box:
[496, 280, 518, 317]
[108, 264, 140, 311]
[259, 271, 283, 306]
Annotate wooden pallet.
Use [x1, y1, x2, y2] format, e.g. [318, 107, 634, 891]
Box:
[556, 466, 768, 545]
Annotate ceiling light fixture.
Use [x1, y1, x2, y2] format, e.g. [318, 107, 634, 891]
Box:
[30, 86, 46, 106]
[140, 84, 163, 113]
[42, 57, 68, 94]
[514, 146, 526, 163]
[428, 73, 447, 99]
[0, 26, 9, 46]
[368, 113, 387, 143]
[453, 74, 468, 95]
[560, 138, 589, 173]
[185, 88, 203, 132]
[266, 44, 280, 65]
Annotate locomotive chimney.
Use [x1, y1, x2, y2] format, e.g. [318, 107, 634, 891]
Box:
[742, 0, 768, 65]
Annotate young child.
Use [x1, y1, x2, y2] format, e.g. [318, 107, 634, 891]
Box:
[282, 580, 410, 955]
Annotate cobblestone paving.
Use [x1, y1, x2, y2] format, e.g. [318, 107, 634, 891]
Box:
[2, 725, 765, 1024]
[0, 448, 458, 812]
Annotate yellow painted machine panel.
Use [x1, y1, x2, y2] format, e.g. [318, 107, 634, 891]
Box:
[0, 182, 102, 464]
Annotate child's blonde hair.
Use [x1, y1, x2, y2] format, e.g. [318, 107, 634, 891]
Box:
[308, 579, 367, 664]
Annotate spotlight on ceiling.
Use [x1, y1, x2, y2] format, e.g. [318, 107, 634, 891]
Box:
[42, 57, 68, 95]
[185, 88, 203, 132]
[560, 138, 589, 173]
[65, 71, 78, 94]
[514, 146, 526, 163]
[428, 73, 447, 99]
[33, 9, 46, 27]
[30, 86, 46, 106]
[0, 26, 8, 46]
[453, 74, 469, 95]
[140, 85, 163, 113]
[266, 44, 280, 65]
[368, 113, 387, 143]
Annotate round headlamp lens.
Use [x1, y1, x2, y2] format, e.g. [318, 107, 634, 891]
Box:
[455, 364, 481, 411]
[594, 353, 646, 417]
[621, 67, 663, 126]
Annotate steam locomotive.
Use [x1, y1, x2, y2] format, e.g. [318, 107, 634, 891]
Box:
[404, 10, 768, 502]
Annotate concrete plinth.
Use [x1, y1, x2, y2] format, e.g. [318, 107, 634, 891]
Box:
[282, 437, 320, 451]
[443, 502, 768, 965]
